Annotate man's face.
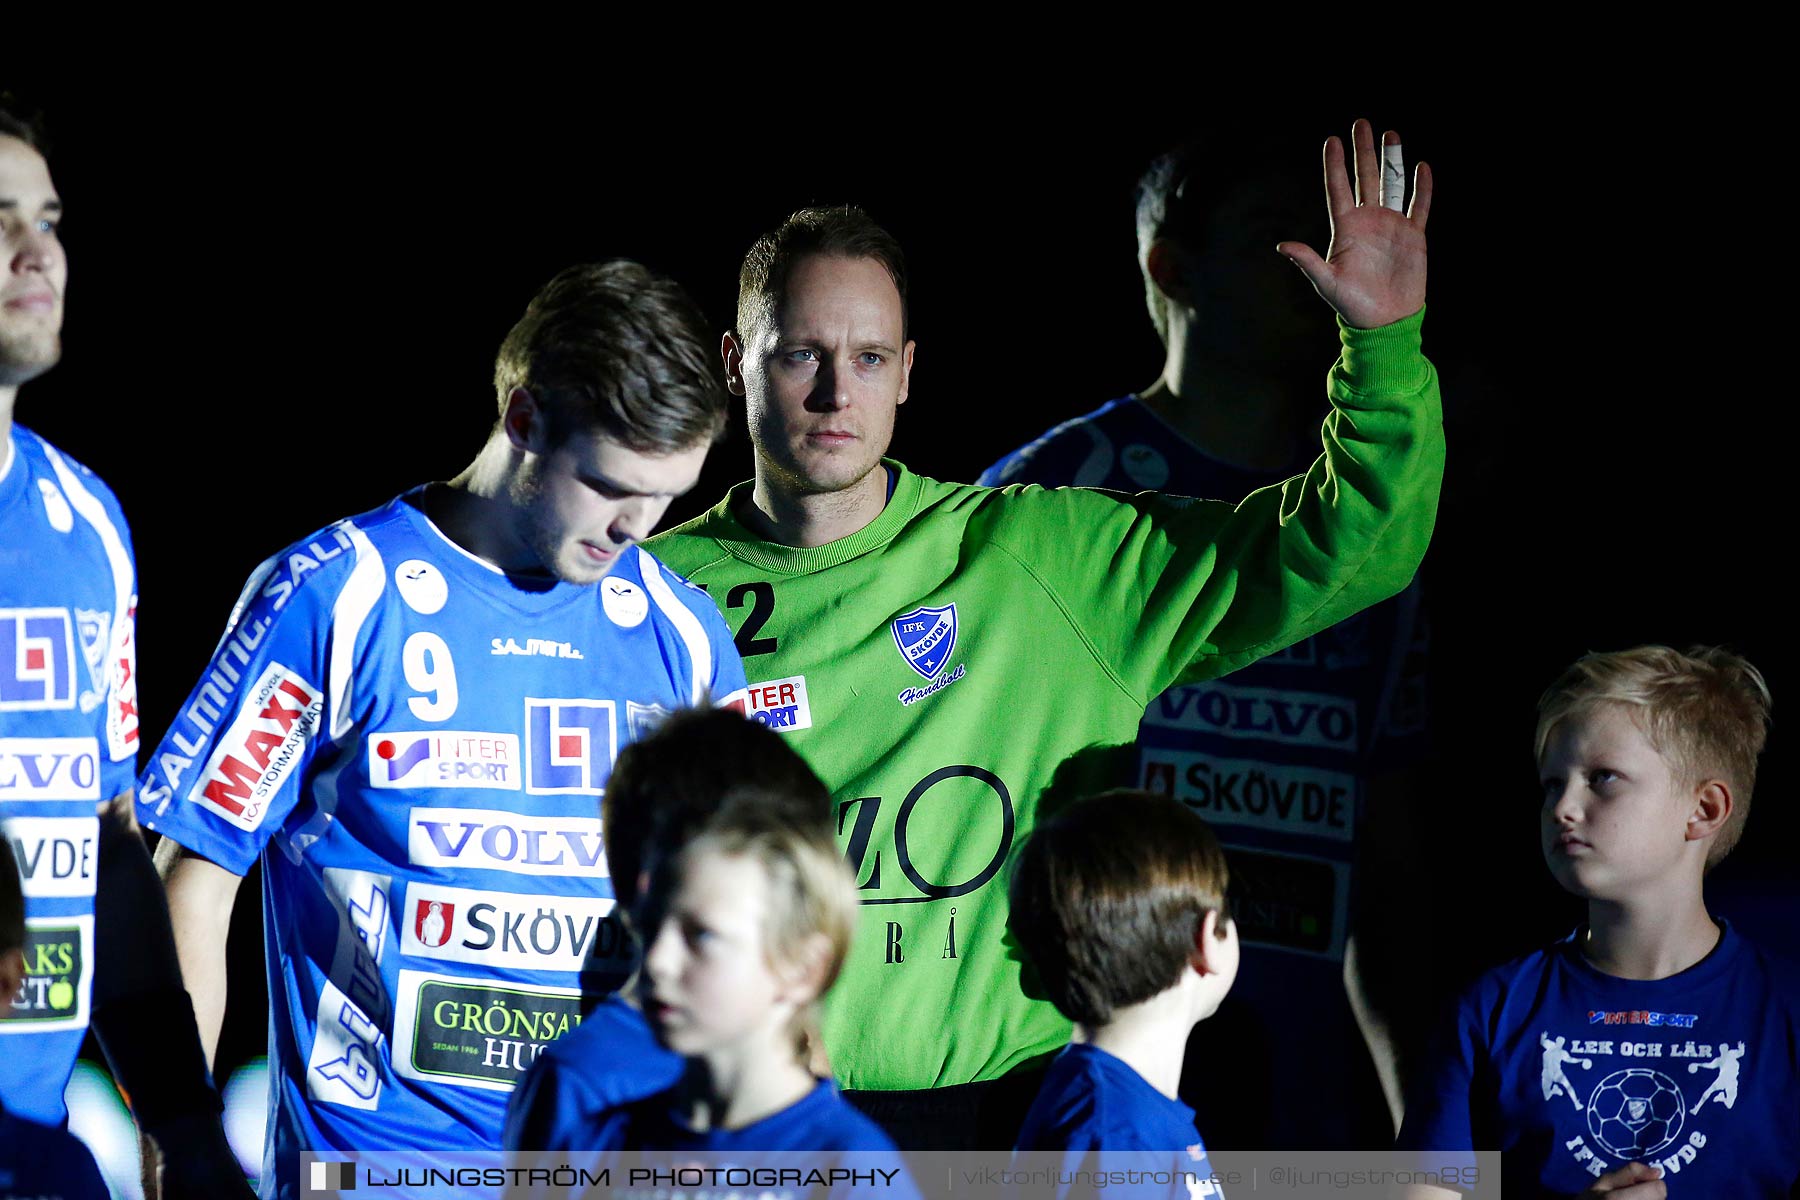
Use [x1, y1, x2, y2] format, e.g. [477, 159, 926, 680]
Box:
[0, 135, 66, 388]
[731, 254, 914, 496]
[1539, 705, 1704, 901]
[509, 406, 710, 584]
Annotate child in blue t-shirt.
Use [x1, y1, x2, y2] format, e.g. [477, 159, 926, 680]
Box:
[504, 708, 833, 1151]
[1398, 646, 1800, 1198]
[0, 839, 109, 1200]
[1010, 790, 1236, 1197]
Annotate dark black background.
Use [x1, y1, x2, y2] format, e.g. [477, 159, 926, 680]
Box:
[13, 81, 1791, 1084]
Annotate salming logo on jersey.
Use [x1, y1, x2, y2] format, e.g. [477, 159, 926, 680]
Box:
[0, 738, 101, 802]
[190, 663, 322, 831]
[0, 608, 76, 711]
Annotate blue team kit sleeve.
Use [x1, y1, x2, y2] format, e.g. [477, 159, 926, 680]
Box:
[135, 519, 359, 872]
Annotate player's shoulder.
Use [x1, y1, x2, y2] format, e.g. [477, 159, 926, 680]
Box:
[979, 398, 1136, 487]
[1018, 1046, 1113, 1150]
[644, 491, 744, 576]
[237, 494, 415, 614]
[14, 423, 132, 531]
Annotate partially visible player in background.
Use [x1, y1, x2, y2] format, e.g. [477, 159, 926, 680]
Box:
[0, 837, 108, 1199]
[505, 707, 832, 1150]
[0, 98, 253, 1198]
[141, 261, 745, 1196]
[1010, 790, 1235, 1198]
[981, 134, 1433, 1147]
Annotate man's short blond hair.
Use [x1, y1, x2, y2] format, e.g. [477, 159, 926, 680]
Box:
[1535, 645, 1772, 868]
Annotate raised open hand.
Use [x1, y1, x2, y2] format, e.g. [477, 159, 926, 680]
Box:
[1279, 118, 1431, 329]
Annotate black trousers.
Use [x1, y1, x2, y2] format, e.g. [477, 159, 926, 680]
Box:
[845, 1065, 1051, 1151]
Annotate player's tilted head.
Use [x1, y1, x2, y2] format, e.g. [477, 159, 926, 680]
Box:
[634, 792, 858, 1060]
[1134, 136, 1321, 352]
[1, 94, 66, 391]
[1009, 789, 1233, 1027]
[493, 259, 726, 454]
[602, 706, 831, 913]
[1536, 645, 1772, 870]
[736, 206, 908, 347]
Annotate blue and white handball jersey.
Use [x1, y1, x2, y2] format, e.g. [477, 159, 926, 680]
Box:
[983, 396, 1429, 1146]
[0, 426, 139, 1127]
[135, 489, 745, 1190]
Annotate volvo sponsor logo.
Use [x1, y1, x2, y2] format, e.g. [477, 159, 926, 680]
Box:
[407, 808, 607, 878]
[524, 699, 615, 795]
[392, 970, 583, 1091]
[0, 737, 101, 802]
[189, 663, 322, 830]
[1144, 682, 1359, 749]
[2, 816, 98, 898]
[398, 882, 626, 973]
[0, 608, 76, 711]
[368, 731, 520, 790]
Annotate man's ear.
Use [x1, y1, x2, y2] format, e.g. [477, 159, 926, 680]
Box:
[503, 386, 548, 452]
[723, 331, 748, 397]
[1145, 239, 1193, 307]
[896, 340, 917, 407]
[1687, 779, 1734, 843]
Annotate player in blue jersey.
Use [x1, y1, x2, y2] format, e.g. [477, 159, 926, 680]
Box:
[1, 100, 253, 1197]
[980, 135, 1431, 1148]
[141, 260, 748, 1196]
[0, 837, 108, 1200]
[588, 795, 907, 1165]
[505, 707, 832, 1150]
[1010, 791, 1233, 1198]
[1398, 647, 1800, 1198]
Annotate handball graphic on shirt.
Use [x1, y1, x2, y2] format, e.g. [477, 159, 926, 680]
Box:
[0, 428, 139, 1126]
[136, 490, 745, 1178]
[1398, 924, 1800, 1197]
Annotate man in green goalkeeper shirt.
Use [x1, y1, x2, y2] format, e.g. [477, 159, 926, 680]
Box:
[648, 120, 1441, 1148]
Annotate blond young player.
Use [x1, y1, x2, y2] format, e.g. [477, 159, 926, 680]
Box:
[1398, 647, 1800, 1198]
[1009, 791, 1236, 1196]
[583, 798, 908, 1165]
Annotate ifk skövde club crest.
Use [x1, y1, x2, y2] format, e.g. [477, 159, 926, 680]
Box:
[891, 604, 958, 680]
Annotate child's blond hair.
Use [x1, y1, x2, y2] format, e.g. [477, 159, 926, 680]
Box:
[1535, 645, 1772, 867]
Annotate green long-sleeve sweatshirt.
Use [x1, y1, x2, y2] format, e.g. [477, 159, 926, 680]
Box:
[646, 311, 1444, 1092]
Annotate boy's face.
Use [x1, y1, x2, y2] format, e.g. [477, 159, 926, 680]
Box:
[635, 848, 803, 1059]
[1539, 704, 1704, 900]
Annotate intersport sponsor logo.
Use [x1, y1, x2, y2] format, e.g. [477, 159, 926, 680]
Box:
[407, 808, 607, 878]
[0, 737, 101, 802]
[398, 881, 626, 973]
[369, 732, 520, 791]
[189, 663, 321, 831]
